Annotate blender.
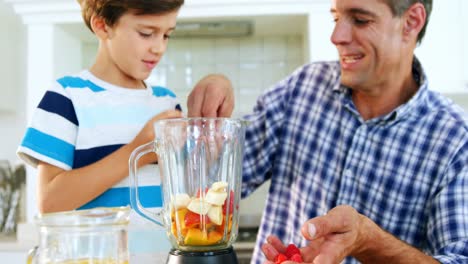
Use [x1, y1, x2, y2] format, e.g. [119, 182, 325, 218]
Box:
[129, 118, 246, 264]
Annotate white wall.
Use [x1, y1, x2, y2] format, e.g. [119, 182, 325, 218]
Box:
[54, 25, 83, 78]
[82, 34, 305, 116]
[0, 1, 26, 163]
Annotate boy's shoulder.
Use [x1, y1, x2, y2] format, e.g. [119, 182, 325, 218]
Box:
[150, 85, 176, 98]
[56, 70, 105, 92]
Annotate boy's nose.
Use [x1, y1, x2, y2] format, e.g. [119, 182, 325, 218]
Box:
[150, 39, 166, 54]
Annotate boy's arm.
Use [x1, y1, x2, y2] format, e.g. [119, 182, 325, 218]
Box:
[37, 110, 182, 213]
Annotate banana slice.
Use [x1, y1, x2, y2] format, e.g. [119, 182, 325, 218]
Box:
[205, 189, 228, 206]
[173, 193, 191, 209]
[207, 206, 223, 225]
[211, 181, 228, 192]
[187, 198, 211, 215]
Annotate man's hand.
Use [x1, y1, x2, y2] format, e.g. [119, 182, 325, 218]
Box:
[262, 205, 439, 264]
[262, 205, 364, 264]
[187, 74, 234, 118]
[299, 205, 366, 263]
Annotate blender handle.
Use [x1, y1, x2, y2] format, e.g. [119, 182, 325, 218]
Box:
[129, 141, 164, 227]
[26, 245, 38, 264]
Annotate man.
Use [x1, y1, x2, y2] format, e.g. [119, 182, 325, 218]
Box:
[189, 0, 468, 263]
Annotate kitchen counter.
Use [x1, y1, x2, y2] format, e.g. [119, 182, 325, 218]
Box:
[0, 222, 255, 263]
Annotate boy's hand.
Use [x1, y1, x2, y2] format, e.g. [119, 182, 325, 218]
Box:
[187, 74, 234, 118]
[131, 110, 182, 165]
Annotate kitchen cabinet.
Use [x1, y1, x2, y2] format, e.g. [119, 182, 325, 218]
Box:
[0, 1, 24, 114]
[463, 0, 468, 90]
[415, 0, 467, 94]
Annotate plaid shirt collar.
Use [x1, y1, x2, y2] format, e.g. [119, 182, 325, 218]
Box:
[332, 56, 429, 125]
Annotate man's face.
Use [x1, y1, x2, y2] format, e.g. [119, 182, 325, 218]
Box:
[330, 0, 406, 91]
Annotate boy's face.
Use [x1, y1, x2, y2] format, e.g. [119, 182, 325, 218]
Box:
[330, 0, 408, 91]
[102, 10, 179, 86]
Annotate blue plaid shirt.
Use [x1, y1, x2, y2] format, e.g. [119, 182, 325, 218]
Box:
[242, 59, 468, 264]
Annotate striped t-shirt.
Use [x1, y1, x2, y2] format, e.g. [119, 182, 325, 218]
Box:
[17, 70, 181, 209]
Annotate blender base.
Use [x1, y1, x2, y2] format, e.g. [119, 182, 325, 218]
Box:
[166, 247, 239, 264]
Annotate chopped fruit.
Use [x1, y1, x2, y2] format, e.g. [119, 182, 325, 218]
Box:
[207, 206, 223, 225]
[173, 193, 191, 209]
[184, 228, 222, 246]
[285, 244, 301, 258]
[196, 187, 209, 198]
[184, 211, 211, 229]
[222, 190, 235, 214]
[169, 182, 234, 246]
[211, 181, 228, 192]
[290, 253, 303, 262]
[205, 189, 228, 205]
[187, 198, 211, 215]
[275, 253, 288, 264]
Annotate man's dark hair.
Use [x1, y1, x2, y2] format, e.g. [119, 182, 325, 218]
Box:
[383, 0, 433, 44]
[77, 0, 185, 33]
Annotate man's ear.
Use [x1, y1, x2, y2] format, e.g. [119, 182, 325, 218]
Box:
[402, 2, 426, 42]
[90, 15, 112, 39]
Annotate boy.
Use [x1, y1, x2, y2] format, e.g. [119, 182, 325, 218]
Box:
[17, 0, 184, 213]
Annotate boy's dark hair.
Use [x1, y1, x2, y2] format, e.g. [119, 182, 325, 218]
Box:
[383, 0, 432, 44]
[77, 0, 185, 33]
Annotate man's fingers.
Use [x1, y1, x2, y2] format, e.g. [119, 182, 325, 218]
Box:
[313, 240, 347, 264]
[261, 235, 288, 261]
[267, 235, 287, 252]
[261, 242, 279, 261]
[217, 92, 234, 117]
[200, 85, 223, 118]
[301, 205, 357, 240]
[187, 85, 205, 117]
[187, 74, 234, 118]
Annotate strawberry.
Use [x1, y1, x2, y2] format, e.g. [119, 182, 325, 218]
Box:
[275, 253, 288, 264]
[290, 253, 303, 262]
[222, 190, 235, 214]
[284, 244, 301, 258]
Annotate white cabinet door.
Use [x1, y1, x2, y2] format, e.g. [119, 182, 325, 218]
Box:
[415, 0, 466, 94]
[0, 2, 23, 113]
[462, 0, 468, 91]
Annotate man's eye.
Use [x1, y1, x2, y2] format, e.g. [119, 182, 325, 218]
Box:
[354, 18, 369, 25]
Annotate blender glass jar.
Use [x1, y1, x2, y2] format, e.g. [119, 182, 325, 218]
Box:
[130, 118, 246, 252]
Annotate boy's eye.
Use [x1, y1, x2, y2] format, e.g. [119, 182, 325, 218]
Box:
[164, 34, 171, 40]
[139, 31, 153, 38]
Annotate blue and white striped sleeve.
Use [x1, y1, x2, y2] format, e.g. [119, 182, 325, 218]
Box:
[17, 81, 78, 170]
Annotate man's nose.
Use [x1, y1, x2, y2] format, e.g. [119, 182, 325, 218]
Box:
[331, 20, 352, 46]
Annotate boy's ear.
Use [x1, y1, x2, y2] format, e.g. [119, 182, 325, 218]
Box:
[90, 15, 112, 39]
[402, 2, 426, 42]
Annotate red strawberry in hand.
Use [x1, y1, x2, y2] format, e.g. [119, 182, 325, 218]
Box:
[290, 253, 303, 262]
[275, 253, 288, 264]
[284, 244, 301, 259]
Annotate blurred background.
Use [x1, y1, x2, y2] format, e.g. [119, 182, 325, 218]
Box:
[0, 0, 467, 262]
